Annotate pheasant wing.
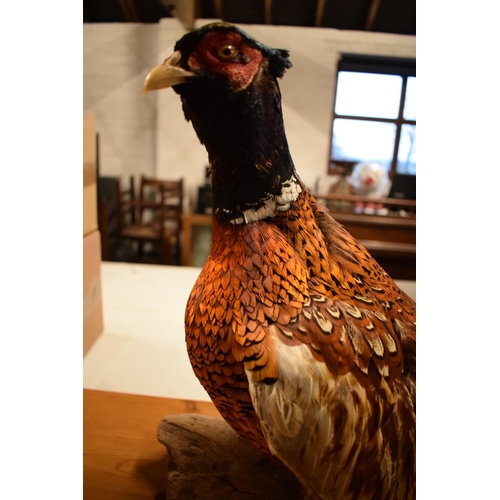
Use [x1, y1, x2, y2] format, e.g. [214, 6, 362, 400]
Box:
[245, 294, 416, 500]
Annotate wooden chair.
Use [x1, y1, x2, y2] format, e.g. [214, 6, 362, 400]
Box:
[116, 175, 183, 265]
[98, 176, 135, 261]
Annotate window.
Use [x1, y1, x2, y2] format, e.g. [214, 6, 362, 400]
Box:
[329, 54, 416, 177]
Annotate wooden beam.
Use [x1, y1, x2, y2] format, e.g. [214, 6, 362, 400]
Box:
[194, 0, 202, 19]
[165, 0, 197, 30]
[315, 0, 327, 27]
[365, 0, 381, 31]
[214, 0, 224, 20]
[264, 0, 273, 24]
[118, 0, 140, 22]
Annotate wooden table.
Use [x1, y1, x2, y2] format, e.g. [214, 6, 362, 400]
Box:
[181, 212, 212, 266]
[83, 389, 221, 499]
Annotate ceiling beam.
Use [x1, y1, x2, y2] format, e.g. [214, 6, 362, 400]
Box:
[119, 0, 140, 23]
[164, 0, 197, 29]
[365, 0, 381, 31]
[264, 0, 273, 24]
[118, 0, 140, 22]
[213, 0, 224, 20]
[315, 0, 326, 27]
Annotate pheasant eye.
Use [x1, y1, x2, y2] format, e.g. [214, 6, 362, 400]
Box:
[218, 44, 238, 60]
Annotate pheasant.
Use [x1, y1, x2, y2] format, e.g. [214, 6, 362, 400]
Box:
[143, 22, 416, 500]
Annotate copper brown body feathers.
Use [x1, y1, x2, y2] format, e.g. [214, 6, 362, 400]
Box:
[185, 189, 415, 499]
[144, 22, 416, 500]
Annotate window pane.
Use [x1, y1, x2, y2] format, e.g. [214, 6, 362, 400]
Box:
[335, 72, 403, 119]
[331, 118, 397, 170]
[397, 125, 416, 174]
[404, 77, 416, 120]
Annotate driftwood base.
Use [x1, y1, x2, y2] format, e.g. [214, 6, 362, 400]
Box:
[157, 413, 305, 499]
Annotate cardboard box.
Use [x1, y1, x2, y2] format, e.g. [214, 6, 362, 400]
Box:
[83, 229, 104, 356]
[83, 112, 98, 236]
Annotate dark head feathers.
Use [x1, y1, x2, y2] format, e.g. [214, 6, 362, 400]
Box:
[174, 22, 292, 79]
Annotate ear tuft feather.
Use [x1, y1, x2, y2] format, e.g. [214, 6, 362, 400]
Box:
[267, 48, 293, 78]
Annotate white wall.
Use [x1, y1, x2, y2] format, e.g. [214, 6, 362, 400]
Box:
[84, 19, 415, 204]
[83, 22, 161, 179]
[154, 19, 207, 207]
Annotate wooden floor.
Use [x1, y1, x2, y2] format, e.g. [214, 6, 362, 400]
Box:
[83, 389, 221, 499]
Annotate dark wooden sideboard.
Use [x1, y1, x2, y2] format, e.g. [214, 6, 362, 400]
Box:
[320, 193, 416, 280]
[327, 211, 416, 280]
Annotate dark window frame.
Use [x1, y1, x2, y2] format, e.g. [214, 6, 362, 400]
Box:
[328, 54, 416, 179]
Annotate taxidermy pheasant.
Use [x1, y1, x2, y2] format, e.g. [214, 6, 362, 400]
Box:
[143, 22, 416, 500]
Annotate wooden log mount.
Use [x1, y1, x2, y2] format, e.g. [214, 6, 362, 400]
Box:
[157, 413, 305, 499]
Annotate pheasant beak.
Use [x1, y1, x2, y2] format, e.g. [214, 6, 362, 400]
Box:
[142, 51, 198, 96]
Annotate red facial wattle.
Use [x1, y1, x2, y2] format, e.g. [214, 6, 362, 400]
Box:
[187, 31, 264, 91]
